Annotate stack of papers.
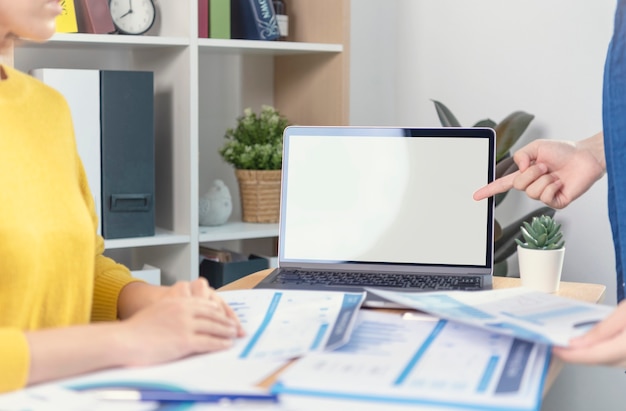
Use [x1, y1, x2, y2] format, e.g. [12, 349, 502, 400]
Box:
[273, 310, 549, 411]
[0, 287, 610, 411]
[0, 289, 365, 410]
[366, 287, 613, 346]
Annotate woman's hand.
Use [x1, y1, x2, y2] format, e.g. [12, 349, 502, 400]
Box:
[161, 278, 245, 337]
[118, 278, 244, 338]
[117, 289, 241, 367]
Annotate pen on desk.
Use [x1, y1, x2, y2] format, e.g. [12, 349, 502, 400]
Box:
[89, 389, 279, 404]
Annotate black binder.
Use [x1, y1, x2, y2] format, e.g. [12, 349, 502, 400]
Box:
[100, 70, 155, 239]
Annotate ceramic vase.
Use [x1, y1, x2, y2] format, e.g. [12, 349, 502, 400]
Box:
[517, 245, 565, 293]
[199, 179, 233, 226]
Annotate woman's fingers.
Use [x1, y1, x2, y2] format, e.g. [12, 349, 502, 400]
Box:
[190, 277, 212, 299]
[165, 278, 245, 338]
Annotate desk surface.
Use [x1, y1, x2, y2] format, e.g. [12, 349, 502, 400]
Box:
[218, 269, 607, 396]
[220, 269, 607, 304]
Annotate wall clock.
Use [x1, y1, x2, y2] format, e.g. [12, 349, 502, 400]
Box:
[108, 0, 156, 35]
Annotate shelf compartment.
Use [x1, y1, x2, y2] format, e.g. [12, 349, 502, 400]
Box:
[105, 227, 190, 249]
[199, 222, 279, 242]
[22, 34, 190, 51]
[198, 38, 342, 55]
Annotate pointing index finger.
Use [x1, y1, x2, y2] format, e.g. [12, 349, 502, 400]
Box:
[473, 171, 519, 201]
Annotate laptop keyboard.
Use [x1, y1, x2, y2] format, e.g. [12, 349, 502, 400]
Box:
[271, 270, 483, 291]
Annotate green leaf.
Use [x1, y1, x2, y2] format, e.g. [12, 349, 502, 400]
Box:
[494, 260, 508, 277]
[432, 100, 462, 127]
[474, 119, 496, 128]
[495, 156, 518, 179]
[494, 111, 535, 161]
[494, 192, 508, 207]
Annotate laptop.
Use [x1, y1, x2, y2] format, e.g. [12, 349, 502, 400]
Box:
[255, 126, 496, 307]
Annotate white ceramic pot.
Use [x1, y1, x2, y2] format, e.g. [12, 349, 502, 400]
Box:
[517, 245, 565, 293]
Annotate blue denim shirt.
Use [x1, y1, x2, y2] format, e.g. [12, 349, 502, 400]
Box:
[603, 0, 626, 301]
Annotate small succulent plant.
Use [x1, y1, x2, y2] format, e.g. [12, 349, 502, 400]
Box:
[515, 215, 565, 250]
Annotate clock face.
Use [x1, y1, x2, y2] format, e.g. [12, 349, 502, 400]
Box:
[109, 0, 156, 35]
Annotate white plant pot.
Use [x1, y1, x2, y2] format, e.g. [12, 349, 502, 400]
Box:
[517, 245, 565, 293]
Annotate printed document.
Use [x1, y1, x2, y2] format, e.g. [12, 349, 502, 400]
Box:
[220, 289, 365, 359]
[367, 287, 613, 346]
[0, 289, 365, 410]
[273, 310, 549, 411]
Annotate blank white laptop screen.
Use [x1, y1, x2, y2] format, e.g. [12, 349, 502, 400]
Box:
[281, 133, 491, 267]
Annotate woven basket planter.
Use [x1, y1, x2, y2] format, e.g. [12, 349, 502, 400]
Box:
[235, 169, 281, 223]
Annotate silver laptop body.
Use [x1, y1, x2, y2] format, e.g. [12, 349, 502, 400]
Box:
[255, 126, 496, 307]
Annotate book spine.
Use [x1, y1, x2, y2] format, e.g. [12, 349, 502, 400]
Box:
[231, 0, 279, 41]
[76, 0, 115, 34]
[210, 0, 231, 39]
[56, 0, 79, 33]
[199, 0, 209, 38]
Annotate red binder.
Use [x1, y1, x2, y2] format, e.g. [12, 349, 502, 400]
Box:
[199, 0, 209, 38]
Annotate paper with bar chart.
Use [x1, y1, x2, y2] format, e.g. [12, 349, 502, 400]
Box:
[366, 287, 613, 346]
[273, 310, 549, 411]
[220, 289, 366, 360]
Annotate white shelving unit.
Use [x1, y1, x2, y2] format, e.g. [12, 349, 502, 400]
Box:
[13, 0, 350, 284]
[199, 223, 279, 242]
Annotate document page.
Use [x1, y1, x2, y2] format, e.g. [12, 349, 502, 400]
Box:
[8, 352, 287, 411]
[2, 290, 365, 411]
[220, 289, 366, 359]
[273, 310, 549, 411]
[367, 287, 613, 346]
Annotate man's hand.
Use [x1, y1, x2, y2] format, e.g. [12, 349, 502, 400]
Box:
[473, 134, 605, 209]
[553, 300, 626, 367]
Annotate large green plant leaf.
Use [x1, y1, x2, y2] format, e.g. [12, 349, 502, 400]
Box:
[432, 100, 462, 127]
[494, 111, 534, 161]
[474, 119, 496, 128]
[494, 206, 556, 264]
[495, 155, 518, 179]
[493, 156, 519, 206]
[494, 260, 508, 277]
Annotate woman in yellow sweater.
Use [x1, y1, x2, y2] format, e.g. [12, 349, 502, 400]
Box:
[0, 1, 244, 392]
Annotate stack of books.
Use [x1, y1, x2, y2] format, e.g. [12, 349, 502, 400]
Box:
[199, 0, 280, 41]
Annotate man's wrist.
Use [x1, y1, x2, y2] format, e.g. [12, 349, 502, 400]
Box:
[577, 132, 606, 173]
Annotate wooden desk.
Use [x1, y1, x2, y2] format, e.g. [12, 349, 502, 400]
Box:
[220, 269, 606, 303]
[219, 269, 607, 395]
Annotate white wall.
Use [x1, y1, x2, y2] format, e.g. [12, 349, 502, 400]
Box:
[350, 1, 626, 410]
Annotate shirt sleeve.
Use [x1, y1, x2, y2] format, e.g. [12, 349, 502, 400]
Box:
[0, 329, 29, 392]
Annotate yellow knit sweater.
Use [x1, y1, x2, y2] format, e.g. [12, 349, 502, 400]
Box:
[0, 65, 139, 392]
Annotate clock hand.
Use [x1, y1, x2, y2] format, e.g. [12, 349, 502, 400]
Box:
[119, 0, 135, 17]
[119, 9, 133, 18]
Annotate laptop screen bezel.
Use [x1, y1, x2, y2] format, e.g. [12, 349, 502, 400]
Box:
[277, 126, 496, 276]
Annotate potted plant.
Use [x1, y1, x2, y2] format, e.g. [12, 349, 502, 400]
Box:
[515, 215, 566, 293]
[219, 105, 289, 223]
[432, 100, 556, 276]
